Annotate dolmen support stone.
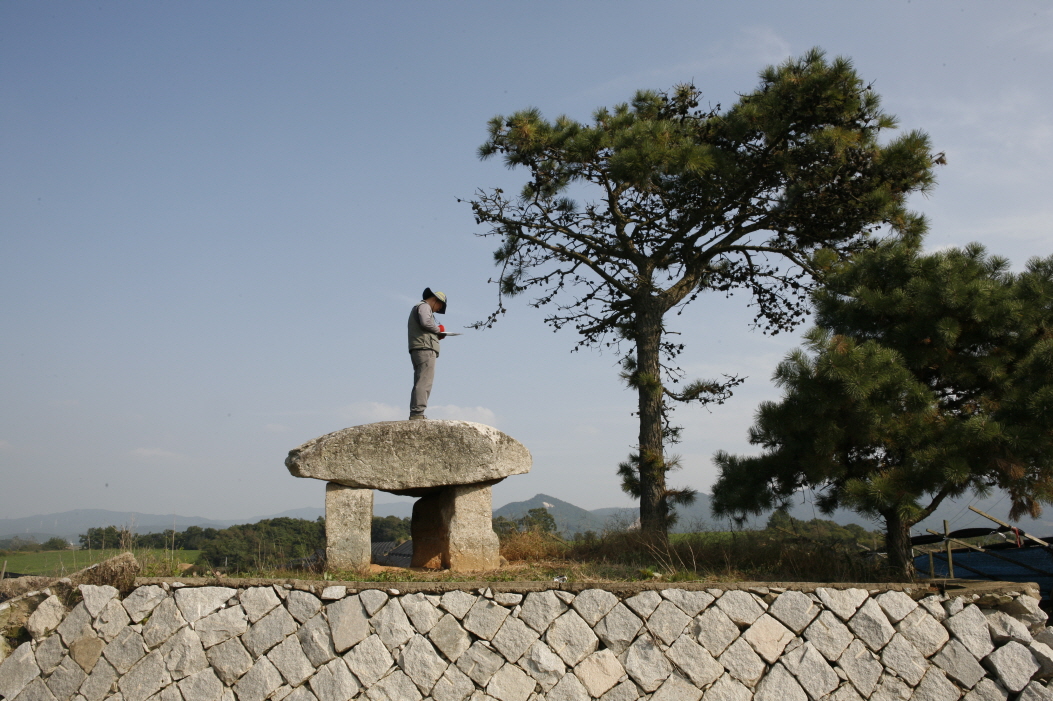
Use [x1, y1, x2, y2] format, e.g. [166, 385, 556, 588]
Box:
[285, 420, 531, 572]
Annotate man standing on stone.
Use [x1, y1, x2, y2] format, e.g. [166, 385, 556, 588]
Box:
[408, 287, 447, 420]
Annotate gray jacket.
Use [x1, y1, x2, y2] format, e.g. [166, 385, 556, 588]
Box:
[408, 301, 441, 356]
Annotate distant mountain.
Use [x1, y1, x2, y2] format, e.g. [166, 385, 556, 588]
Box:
[0, 510, 241, 542]
[674, 491, 1053, 537]
[7, 488, 1053, 544]
[493, 494, 616, 536]
[373, 500, 414, 518]
[263, 507, 325, 521]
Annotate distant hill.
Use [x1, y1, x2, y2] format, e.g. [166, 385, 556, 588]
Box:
[7, 488, 1053, 543]
[373, 500, 413, 518]
[493, 494, 620, 536]
[671, 491, 1053, 537]
[0, 509, 240, 542]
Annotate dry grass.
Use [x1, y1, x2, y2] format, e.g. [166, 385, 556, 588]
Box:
[563, 529, 895, 583]
[142, 528, 896, 584]
[499, 531, 569, 562]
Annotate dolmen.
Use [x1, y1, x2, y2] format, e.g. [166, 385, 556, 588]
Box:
[285, 420, 531, 572]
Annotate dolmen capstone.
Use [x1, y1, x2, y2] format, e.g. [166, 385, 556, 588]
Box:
[285, 420, 531, 572]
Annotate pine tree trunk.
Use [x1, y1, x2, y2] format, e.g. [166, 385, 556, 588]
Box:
[884, 511, 916, 579]
[635, 305, 668, 538]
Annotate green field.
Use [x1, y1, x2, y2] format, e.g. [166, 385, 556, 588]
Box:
[1, 549, 200, 577]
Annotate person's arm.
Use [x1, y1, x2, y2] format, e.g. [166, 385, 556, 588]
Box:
[417, 302, 441, 334]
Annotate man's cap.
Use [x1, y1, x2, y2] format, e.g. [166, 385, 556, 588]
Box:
[423, 287, 447, 314]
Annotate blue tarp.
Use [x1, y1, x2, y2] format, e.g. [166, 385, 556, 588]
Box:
[914, 545, 1053, 600]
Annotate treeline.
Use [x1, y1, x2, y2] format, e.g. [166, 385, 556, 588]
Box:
[75, 516, 413, 573]
[196, 518, 325, 572]
[763, 510, 884, 549]
[79, 526, 216, 551]
[0, 536, 70, 555]
[493, 508, 558, 537]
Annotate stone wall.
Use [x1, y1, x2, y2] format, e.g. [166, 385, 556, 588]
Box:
[2, 580, 1052, 701]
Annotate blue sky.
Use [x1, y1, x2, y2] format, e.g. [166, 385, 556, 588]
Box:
[2, 1, 1051, 522]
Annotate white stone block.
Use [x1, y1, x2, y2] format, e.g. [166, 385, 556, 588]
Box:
[803, 610, 854, 662]
[173, 587, 236, 624]
[753, 662, 807, 701]
[962, 678, 1008, 701]
[836, 639, 882, 698]
[517, 640, 565, 691]
[702, 674, 752, 701]
[487, 663, 535, 701]
[717, 637, 764, 688]
[79, 585, 120, 619]
[879, 633, 927, 686]
[740, 613, 793, 663]
[492, 616, 540, 664]
[946, 605, 995, 660]
[910, 667, 962, 701]
[624, 591, 662, 619]
[695, 604, 740, 657]
[715, 590, 764, 627]
[665, 635, 721, 687]
[986, 610, 1033, 645]
[519, 591, 567, 633]
[571, 590, 619, 626]
[344, 634, 394, 688]
[372, 599, 416, 651]
[815, 588, 868, 621]
[847, 598, 896, 652]
[645, 601, 691, 646]
[984, 640, 1040, 693]
[768, 590, 820, 634]
[932, 638, 986, 689]
[573, 649, 624, 698]
[267, 635, 314, 688]
[622, 635, 673, 692]
[649, 672, 703, 701]
[594, 603, 644, 655]
[239, 588, 281, 624]
[398, 635, 449, 695]
[545, 611, 598, 667]
[440, 591, 479, 620]
[895, 606, 948, 658]
[659, 589, 713, 617]
[781, 641, 839, 700]
[873, 590, 917, 624]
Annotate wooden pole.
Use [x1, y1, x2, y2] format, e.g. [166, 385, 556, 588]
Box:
[968, 505, 1051, 547]
[928, 551, 935, 578]
[944, 520, 955, 579]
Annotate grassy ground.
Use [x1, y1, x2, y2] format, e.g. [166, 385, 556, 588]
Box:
[1, 549, 200, 577]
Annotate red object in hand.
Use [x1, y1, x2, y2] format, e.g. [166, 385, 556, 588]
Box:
[439, 324, 445, 333]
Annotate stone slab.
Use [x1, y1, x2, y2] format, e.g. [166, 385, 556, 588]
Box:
[285, 420, 531, 491]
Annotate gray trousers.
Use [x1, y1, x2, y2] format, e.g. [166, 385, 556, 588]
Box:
[410, 349, 437, 416]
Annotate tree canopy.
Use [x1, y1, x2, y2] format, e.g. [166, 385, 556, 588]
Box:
[469, 49, 938, 535]
[493, 508, 558, 536]
[711, 239, 1053, 575]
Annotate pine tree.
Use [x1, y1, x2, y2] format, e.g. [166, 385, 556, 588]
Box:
[711, 240, 1053, 576]
[468, 49, 938, 537]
